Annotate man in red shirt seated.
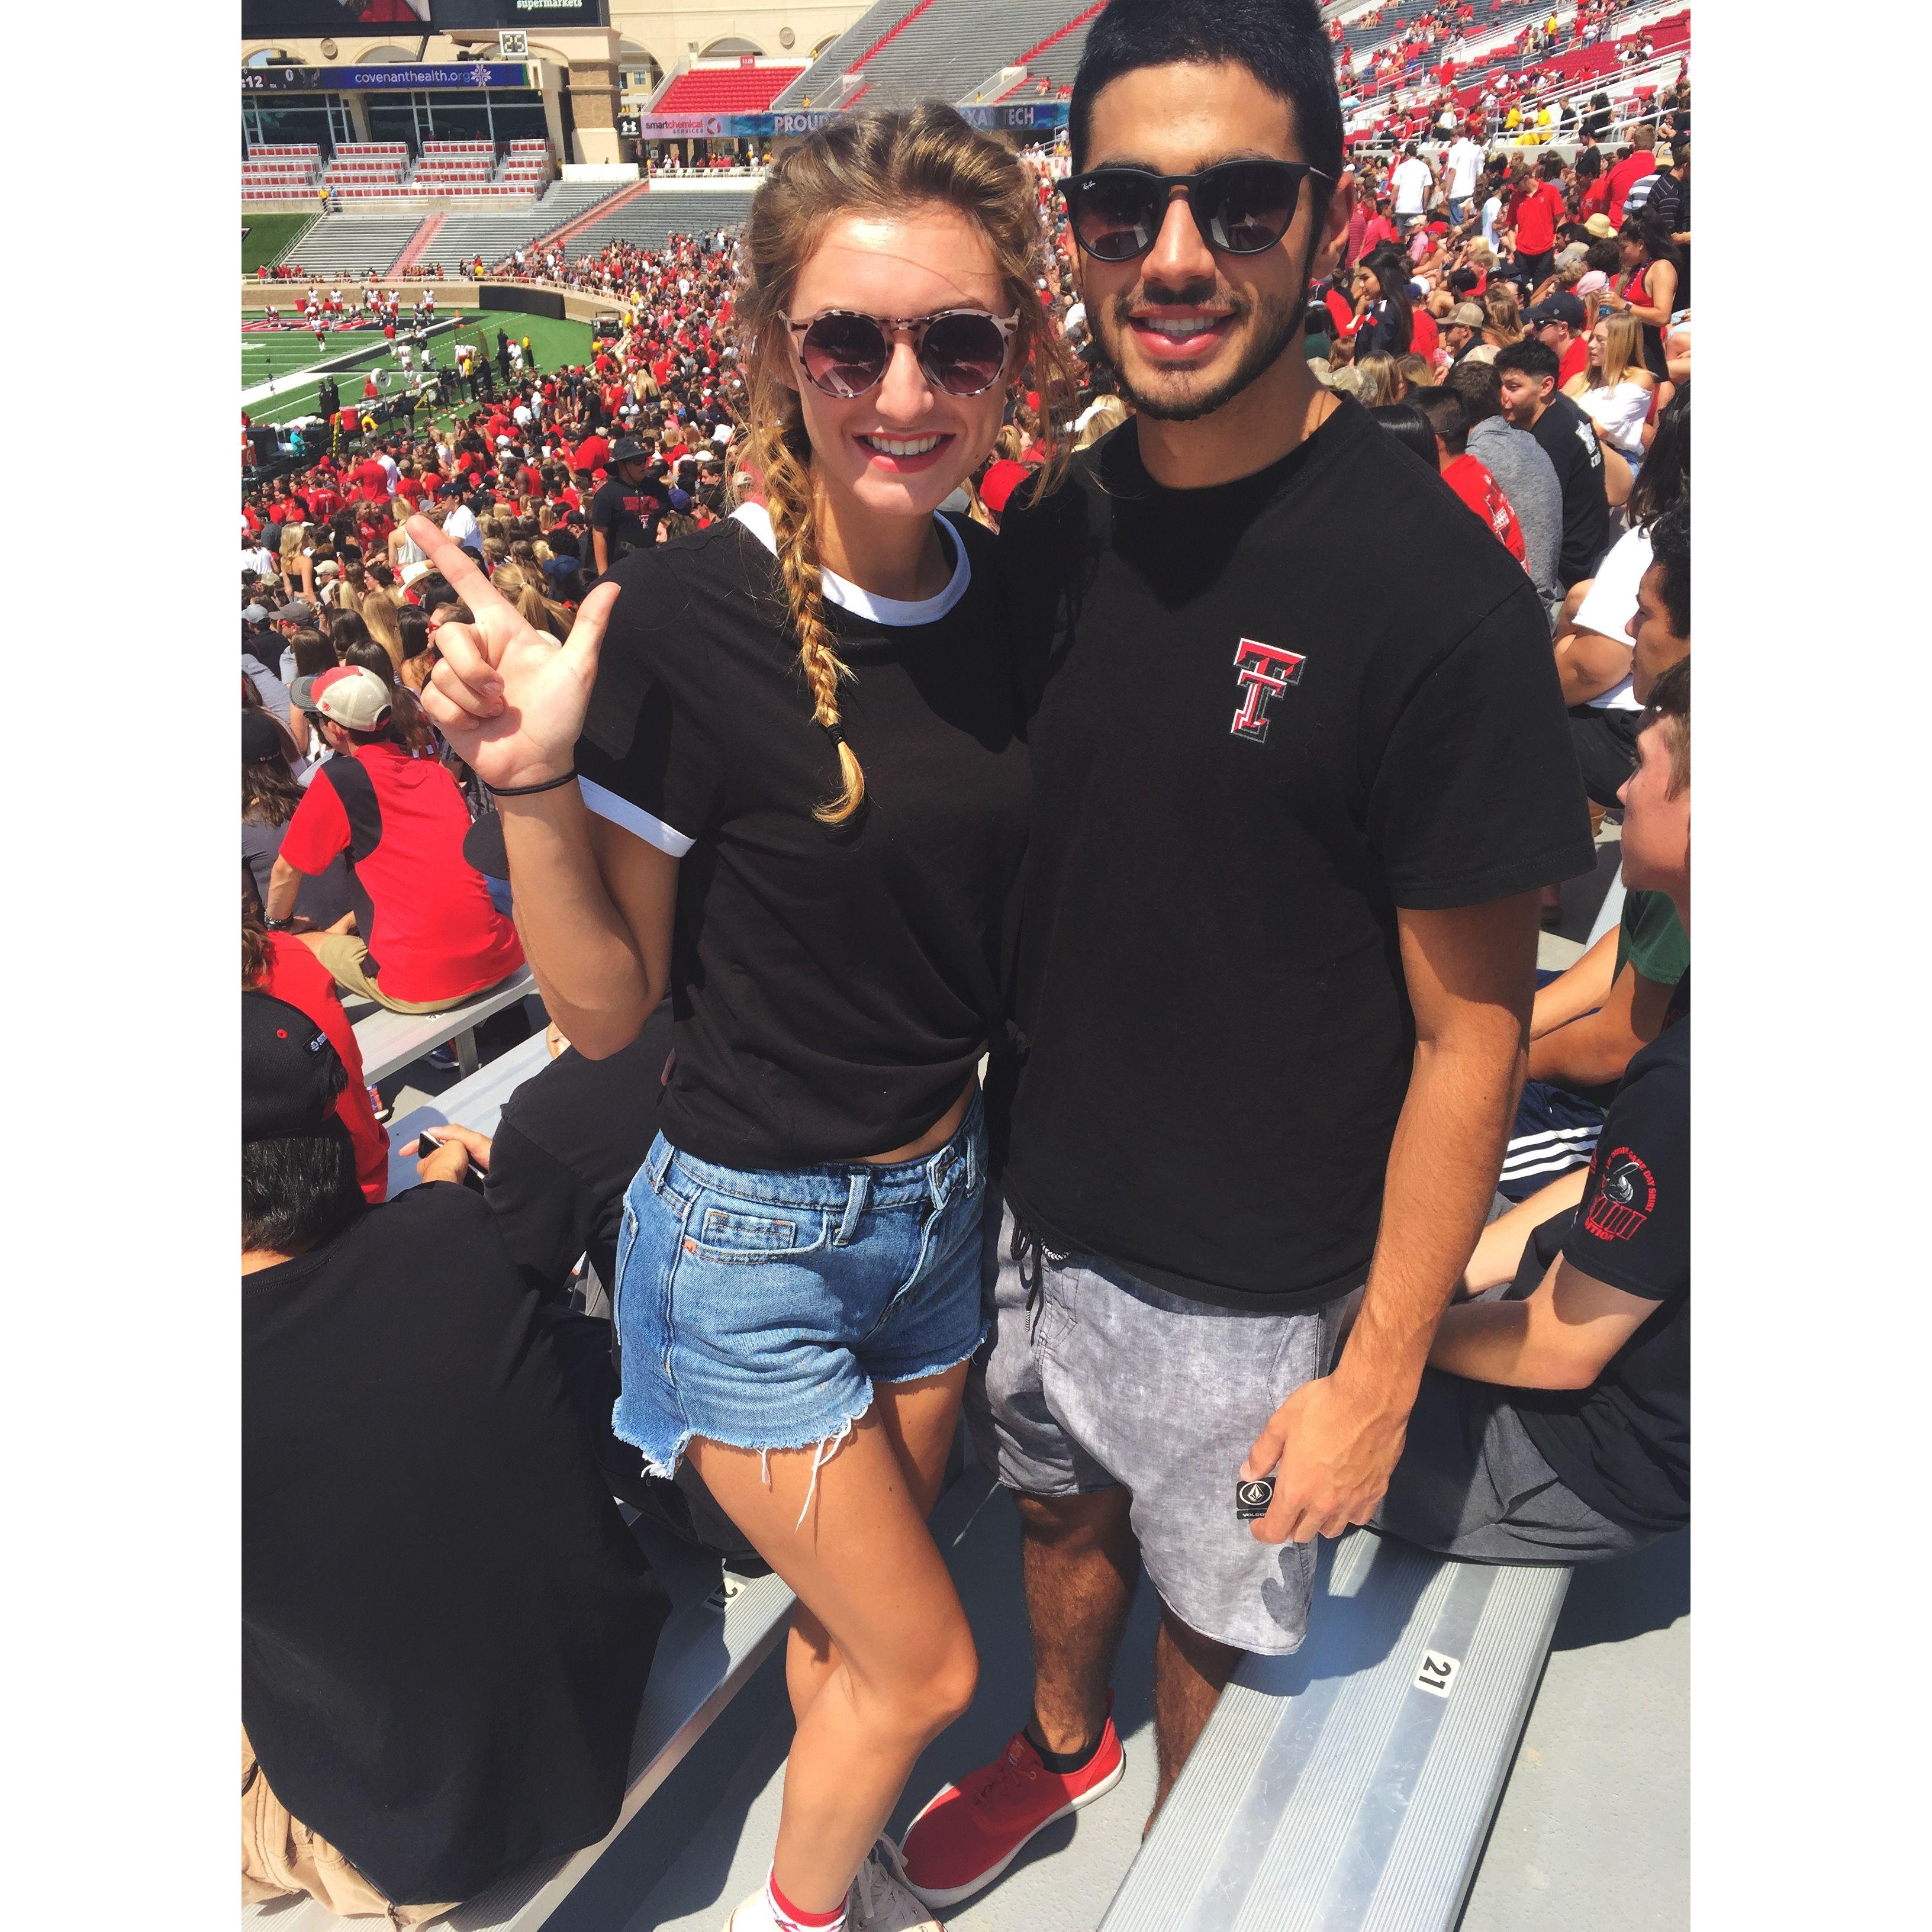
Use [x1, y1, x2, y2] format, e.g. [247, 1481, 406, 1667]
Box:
[1411, 386, 1528, 568]
[263, 667, 523, 1015]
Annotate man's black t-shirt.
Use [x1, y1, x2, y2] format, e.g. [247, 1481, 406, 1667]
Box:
[485, 1007, 674, 1296]
[243, 1185, 667, 1905]
[575, 505, 1028, 1170]
[1529, 391, 1611, 587]
[589, 475, 661, 560]
[1512, 985, 1689, 1531]
[995, 404, 1594, 1310]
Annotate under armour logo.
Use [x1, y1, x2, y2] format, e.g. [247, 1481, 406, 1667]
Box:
[1231, 639, 1306, 743]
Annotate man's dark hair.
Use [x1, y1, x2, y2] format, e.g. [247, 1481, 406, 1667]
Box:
[1445, 268, 1478, 297]
[1640, 655, 1689, 796]
[1069, 0, 1344, 180]
[1494, 338, 1561, 386]
[1628, 382, 1689, 529]
[1442, 358, 1503, 424]
[1649, 501, 1690, 640]
[1367, 402, 1439, 469]
[243, 1120, 365, 1253]
[1410, 385, 1470, 456]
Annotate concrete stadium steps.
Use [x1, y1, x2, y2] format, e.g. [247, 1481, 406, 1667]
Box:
[564, 188, 759, 260]
[817, 0, 1100, 114]
[392, 213, 447, 274]
[268, 214, 427, 278]
[1025, 0, 1105, 87]
[411, 183, 631, 272]
[769, 0, 927, 110]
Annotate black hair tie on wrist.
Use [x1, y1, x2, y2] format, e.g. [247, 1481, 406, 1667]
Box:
[487, 769, 577, 797]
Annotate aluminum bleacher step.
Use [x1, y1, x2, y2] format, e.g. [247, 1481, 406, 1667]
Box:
[379, 1026, 552, 1197]
[349, 966, 539, 1086]
[1099, 1530, 1570, 1932]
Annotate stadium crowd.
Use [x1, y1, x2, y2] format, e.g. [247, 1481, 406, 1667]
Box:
[242, 1, 1689, 1924]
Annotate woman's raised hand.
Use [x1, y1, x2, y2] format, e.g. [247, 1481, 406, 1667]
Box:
[406, 514, 618, 792]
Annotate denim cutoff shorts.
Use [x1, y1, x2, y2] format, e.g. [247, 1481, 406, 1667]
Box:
[611, 1091, 989, 1484]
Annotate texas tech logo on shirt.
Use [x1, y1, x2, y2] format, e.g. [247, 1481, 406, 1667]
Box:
[1582, 1146, 1656, 1241]
[1231, 639, 1306, 744]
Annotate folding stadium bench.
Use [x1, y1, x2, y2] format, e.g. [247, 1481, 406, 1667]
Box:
[379, 1025, 552, 1196]
[1099, 1530, 1571, 1932]
[347, 965, 539, 1086]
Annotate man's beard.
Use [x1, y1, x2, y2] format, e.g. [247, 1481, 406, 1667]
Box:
[1095, 285, 1306, 424]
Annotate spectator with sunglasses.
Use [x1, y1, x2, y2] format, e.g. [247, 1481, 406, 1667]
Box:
[894, 0, 1592, 1907]
[411, 104, 1080, 1932]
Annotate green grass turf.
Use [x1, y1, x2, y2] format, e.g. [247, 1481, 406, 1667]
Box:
[245, 310, 600, 429]
[242, 212, 317, 273]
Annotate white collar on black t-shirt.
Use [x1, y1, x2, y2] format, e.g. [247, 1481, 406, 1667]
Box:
[729, 501, 970, 626]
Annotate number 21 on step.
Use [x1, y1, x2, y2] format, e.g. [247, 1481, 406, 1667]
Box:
[1414, 1650, 1461, 1698]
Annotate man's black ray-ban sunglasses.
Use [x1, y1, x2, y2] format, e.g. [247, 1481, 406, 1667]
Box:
[1060, 159, 1335, 262]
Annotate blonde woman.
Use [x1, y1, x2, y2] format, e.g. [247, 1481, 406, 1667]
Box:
[277, 521, 314, 603]
[1564, 311, 1655, 469]
[387, 497, 429, 577]
[489, 562, 565, 641]
[358, 587, 407, 674]
[1353, 351, 1405, 407]
[1481, 282, 1524, 348]
[409, 104, 1077, 1932]
[1072, 392, 1128, 450]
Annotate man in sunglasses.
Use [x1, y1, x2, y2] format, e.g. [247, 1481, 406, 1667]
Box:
[901, 0, 1595, 1905]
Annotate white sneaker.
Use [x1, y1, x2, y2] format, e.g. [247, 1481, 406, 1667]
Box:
[723, 1885, 781, 1931]
[849, 1837, 945, 1932]
[722, 1843, 942, 1932]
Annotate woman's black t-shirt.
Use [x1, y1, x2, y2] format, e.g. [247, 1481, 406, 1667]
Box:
[575, 505, 1026, 1170]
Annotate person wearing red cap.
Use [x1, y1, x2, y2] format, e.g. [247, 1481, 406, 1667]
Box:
[263, 666, 523, 1013]
[244, 900, 388, 1203]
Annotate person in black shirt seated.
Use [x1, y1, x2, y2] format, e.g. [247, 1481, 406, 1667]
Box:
[1495, 337, 1611, 590]
[241, 993, 667, 1921]
[1374, 658, 1690, 1560]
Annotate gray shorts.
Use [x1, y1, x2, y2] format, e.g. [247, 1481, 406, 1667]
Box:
[965, 1200, 1349, 1656]
[1371, 1363, 1659, 1564]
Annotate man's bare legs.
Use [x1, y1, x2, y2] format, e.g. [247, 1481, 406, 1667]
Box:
[1013, 1492, 1240, 1826]
[1151, 1603, 1239, 1819]
[1013, 1490, 1138, 1754]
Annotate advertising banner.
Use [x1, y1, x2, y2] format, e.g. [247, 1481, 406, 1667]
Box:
[243, 4, 604, 30]
[623, 101, 1068, 140]
[242, 61, 537, 90]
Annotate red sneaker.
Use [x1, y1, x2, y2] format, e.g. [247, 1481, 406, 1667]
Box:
[899, 1719, 1125, 1909]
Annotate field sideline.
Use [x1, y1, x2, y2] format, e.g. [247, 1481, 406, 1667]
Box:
[244, 309, 601, 426]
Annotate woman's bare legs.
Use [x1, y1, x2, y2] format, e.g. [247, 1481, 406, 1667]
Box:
[687, 1365, 976, 1916]
[782, 1366, 965, 1727]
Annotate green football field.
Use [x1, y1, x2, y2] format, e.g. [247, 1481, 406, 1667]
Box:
[243, 308, 601, 428]
[242, 213, 317, 273]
